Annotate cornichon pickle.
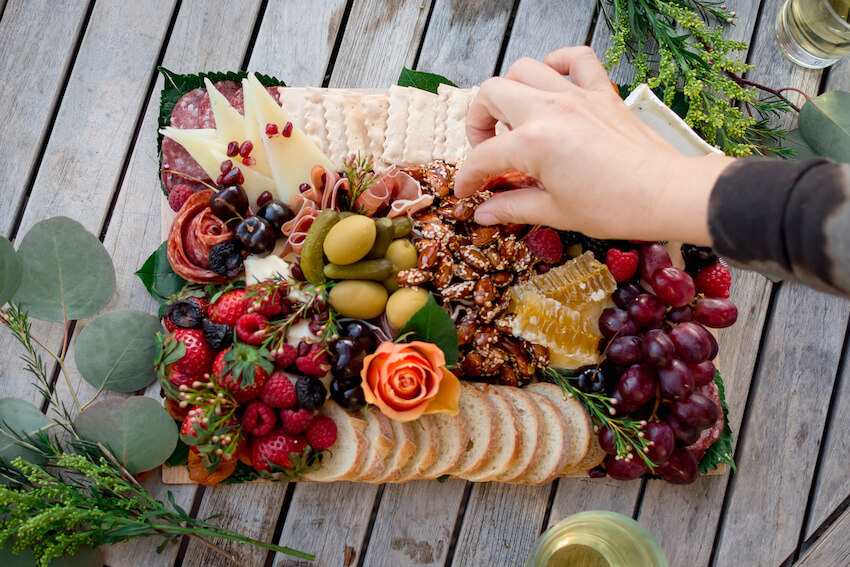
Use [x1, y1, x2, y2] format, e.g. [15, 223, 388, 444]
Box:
[391, 216, 413, 238]
[366, 218, 394, 259]
[323, 258, 394, 281]
[338, 211, 355, 220]
[300, 209, 340, 283]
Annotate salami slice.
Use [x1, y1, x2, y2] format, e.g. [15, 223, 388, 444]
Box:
[229, 88, 244, 115]
[198, 81, 240, 128]
[167, 190, 234, 283]
[161, 137, 211, 191]
[686, 380, 724, 462]
[170, 87, 205, 129]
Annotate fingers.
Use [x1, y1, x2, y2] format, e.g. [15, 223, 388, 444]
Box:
[473, 187, 555, 226]
[505, 57, 573, 93]
[543, 46, 613, 92]
[454, 131, 536, 198]
[465, 77, 545, 147]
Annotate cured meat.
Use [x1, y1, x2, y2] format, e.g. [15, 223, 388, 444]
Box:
[229, 88, 244, 115]
[198, 80, 241, 128]
[686, 379, 724, 462]
[167, 190, 234, 283]
[170, 87, 205, 129]
[479, 170, 544, 192]
[355, 166, 433, 218]
[161, 137, 210, 192]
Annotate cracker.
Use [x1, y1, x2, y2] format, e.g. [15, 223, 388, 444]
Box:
[362, 94, 390, 169]
[343, 93, 370, 161]
[324, 92, 347, 170]
[304, 87, 330, 156]
[381, 85, 408, 165]
[277, 87, 307, 132]
[443, 86, 475, 164]
[403, 87, 438, 165]
[434, 84, 452, 161]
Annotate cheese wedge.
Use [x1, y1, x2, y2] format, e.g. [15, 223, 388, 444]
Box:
[203, 79, 246, 150]
[159, 127, 224, 180]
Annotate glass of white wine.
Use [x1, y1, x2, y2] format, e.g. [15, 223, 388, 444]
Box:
[525, 511, 668, 567]
[775, 0, 850, 68]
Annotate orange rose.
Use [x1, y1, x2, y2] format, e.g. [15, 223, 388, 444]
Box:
[360, 341, 460, 422]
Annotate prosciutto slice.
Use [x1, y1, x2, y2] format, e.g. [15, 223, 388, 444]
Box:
[167, 190, 234, 283]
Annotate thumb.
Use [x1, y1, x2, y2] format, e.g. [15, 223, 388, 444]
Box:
[474, 188, 554, 226]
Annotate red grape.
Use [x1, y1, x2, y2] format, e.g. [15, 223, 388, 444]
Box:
[688, 360, 716, 387]
[642, 329, 675, 368]
[605, 454, 648, 480]
[639, 243, 672, 281]
[612, 282, 645, 309]
[666, 414, 701, 445]
[628, 294, 666, 329]
[607, 336, 643, 365]
[618, 364, 657, 407]
[674, 392, 719, 430]
[667, 306, 694, 323]
[644, 422, 675, 466]
[657, 447, 699, 484]
[669, 322, 713, 364]
[610, 390, 638, 416]
[651, 267, 696, 307]
[599, 427, 617, 455]
[694, 297, 738, 328]
[599, 308, 639, 339]
[658, 358, 694, 400]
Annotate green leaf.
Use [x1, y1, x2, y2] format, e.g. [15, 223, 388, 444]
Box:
[784, 128, 819, 161]
[165, 439, 190, 467]
[397, 67, 457, 94]
[74, 310, 162, 393]
[13, 217, 115, 322]
[399, 293, 459, 366]
[0, 541, 101, 567]
[74, 397, 178, 474]
[0, 236, 22, 306]
[135, 242, 187, 303]
[699, 371, 737, 474]
[798, 91, 850, 163]
[0, 398, 52, 469]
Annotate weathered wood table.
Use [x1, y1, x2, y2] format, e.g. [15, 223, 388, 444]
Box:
[1, 1, 849, 565]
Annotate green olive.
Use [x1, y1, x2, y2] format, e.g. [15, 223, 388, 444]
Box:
[328, 280, 388, 319]
[385, 239, 418, 271]
[385, 287, 430, 329]
[323, 215, 377, 265]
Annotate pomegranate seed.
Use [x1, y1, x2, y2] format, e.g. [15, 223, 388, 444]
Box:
[222, 167, 241, 185]
[299, 183, 311, 193]
[215, 175, 224, 185]
[282, 122, 293, 138]
[257, 191, 273, 207]
[226, 141, 239, 157]
[239, 140, 253, 158]
[265, 123, 279, 136]
[220, 159, 233, 174]
[242, 156, 256, 167]
[237, 170, 245, 185]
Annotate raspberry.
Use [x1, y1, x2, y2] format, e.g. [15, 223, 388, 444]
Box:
[271, 344, 298, 369]
[209, 289, 249, 327]
[168, 184, 194, 212]
[695, 262, 731, 298]
[249, 429, 307, 470]
[279, 408, 314, 435]
[295, 344, 331, 377]
[242, 401, 277, 436]
[605, 248, 639, 282]
[245, 283, 284, 317]
[525, 228, 563, 265]
[305, 415, 338, 450]
[235, 312, 269, 345]
[260, 372, 298, 409]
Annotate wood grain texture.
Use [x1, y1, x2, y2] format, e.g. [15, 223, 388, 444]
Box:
[636, 269, 772, 567]
[328, 0, 433, 88]
[416, 0, 514, 86]
[0, 0, 88, 238]
[548, 478, 641, 527]
[249, 0, 347, 86]
[796, 504, 850, 566]
[362, 480, 466, 566]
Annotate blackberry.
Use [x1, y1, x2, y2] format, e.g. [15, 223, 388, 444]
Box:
[209, 240, 244, 277]
[201, 318, 233, 351]
[680, 244, 718, 274]
[166, 300, 204, 329]
[295, 375, 327, 411]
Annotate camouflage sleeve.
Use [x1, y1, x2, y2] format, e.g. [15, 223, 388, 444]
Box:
[708, 158, 850, 296]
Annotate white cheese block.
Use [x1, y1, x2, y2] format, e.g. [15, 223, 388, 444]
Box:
[159, 127, 225, 180]
[210, 148, 276, 205]
[243, 254, 294, 284]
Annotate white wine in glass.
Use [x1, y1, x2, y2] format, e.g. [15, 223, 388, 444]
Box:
[776, 0, 850, 68]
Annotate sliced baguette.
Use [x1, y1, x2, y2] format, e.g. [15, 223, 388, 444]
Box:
[464, 384, 522, 482]
[493, 385, 544, 483]
[351, 407, 394, 482]
[524, 382, 593, 469]
[446, 384, 498, 478]
[561, 435, 607, 477]
[418, 411, 469, 479]
[367, 419, 416, 484]
[514, 391, 570, 485]
[303, 401, 368, 482]
[397, 415, 440, 481]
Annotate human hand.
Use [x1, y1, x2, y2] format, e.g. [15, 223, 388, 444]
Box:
[454, 46, 734, 245]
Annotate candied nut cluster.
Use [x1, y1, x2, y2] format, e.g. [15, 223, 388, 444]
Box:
[399, 161, 550, 386]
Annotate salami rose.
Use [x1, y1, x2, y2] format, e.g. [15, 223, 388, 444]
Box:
[167, 190, 235, 283]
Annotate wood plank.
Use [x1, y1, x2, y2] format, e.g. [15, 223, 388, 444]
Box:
[0, 0, 88, 238]
[416, 0, 514, 86]
[796, 504, 850, 566]
[249, 0, 348, 86]
[363, 480, 466, 567]
[328, 0, 433, 88]
[549, 478, 641, 526]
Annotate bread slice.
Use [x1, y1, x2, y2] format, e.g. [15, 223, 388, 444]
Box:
[562, 434, 607, 477]
[351, 406, 394, 482]
[367, 418, 416, 484]
[513, 391, 570, 485]
[445, 384, 498, 478]
[463, 384, 522, 482]
[303, 401, 368, 482]
[524, 382, 593, 468]
[492, 386, 544, 483]
[418, 411, 469, 479]
[397, 415, 440, 481]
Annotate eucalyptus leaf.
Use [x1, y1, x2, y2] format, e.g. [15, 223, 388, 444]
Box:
[135, 242, 186, 302]
[13, 217, 115, 322]
[0, 541, 101, 567]
[0, 398, 52, 468]
[399, 293, 459, 366]
[397, 67, 457, 94]
[798, 91, 850, 163]
[785, 128, 819, 161]
[0, 236, 22, 306]
[74, 311, 162, 393]
[74, 397, 178, 474]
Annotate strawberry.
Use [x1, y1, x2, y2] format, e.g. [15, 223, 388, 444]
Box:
[295, 343, 331, 377]
[260, 372, 298, 409]
[180, 408, 205, 454]
[305, 415, 338, 450]
[271, 344, 298, 369]
[242, 401, 277, 436]
[249, 429, 307, 471]
[208, 289, 249, 327]
[234, 312, 269, 345]
[160, 329, 214, 385]
[695, 262, 732, 298]
[168, 184, 195, 212]
[525, 228, 563, 265]
[606, 248, 639, 282]
[213, 344, 274, 404]
[280, 408, 314, 435]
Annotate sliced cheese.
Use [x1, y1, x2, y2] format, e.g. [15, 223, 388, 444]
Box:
[159, 127, 225, 179]
[203, 78, 247, 149]
[244, 73, 335, 202]
[241, 77, 274, 179]
[210, 148, 276, 204]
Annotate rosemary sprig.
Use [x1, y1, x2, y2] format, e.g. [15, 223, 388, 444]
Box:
[252, 279, 340, 352]
[341, 154, 378, 212]
[543, 367, 656, 471]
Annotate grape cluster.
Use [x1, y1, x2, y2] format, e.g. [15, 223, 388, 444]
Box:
[328, 321, 377, 410]
[591, 243, 737, 484]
